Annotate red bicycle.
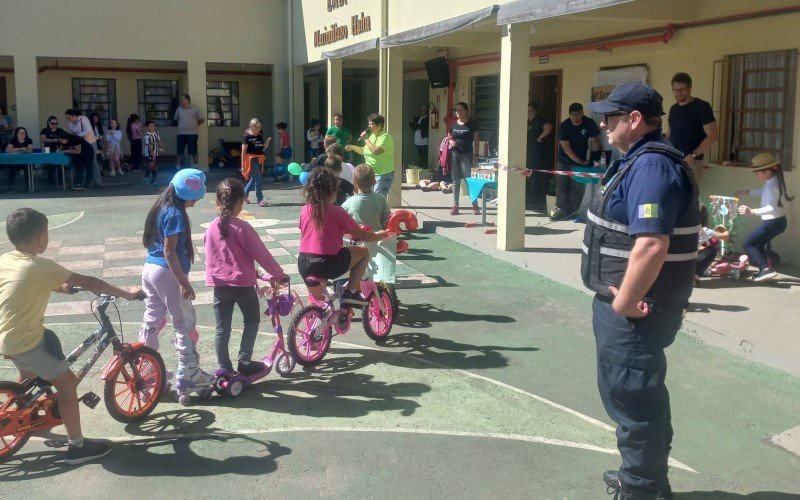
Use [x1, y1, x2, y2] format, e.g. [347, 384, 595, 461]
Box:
[0, 290, 165, 460]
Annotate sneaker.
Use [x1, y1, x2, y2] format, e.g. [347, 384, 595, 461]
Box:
[472, 206, 481, 215]
[65, 438, 112, 465]
[142, 178, 152, 185]
[753, 268, 777, 282]
[603, 470, 671, 500]
[237, 360, 267, 376]
[109, 171, 116, 177]
[550, 209, 568, 221]
[258, 200, 268, 207]
[176, 366, 215, 388]
[151, 183, 160, 189]
[450, 205, 459, 216]
[72, 185, 86, 191]
[341, 289, 369, 307]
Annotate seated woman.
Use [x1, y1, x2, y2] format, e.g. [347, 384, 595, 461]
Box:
[4, 127, 34, 193]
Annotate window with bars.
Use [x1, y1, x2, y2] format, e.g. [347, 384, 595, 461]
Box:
[206, 81, 239, 127]
[137, 79, 179, 127]
[471, 74, 499, 153]
[722, 49, 797, 168]
[71, 78, 116, 125]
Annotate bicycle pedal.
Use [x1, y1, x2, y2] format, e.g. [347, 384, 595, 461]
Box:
[43, 439, 68, 449]
[79, 392, 101, 409]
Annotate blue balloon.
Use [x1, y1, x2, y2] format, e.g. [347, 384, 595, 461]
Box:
[299, 171, 310, 185]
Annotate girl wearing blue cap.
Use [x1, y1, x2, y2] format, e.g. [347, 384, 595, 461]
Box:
[138, 169, 216, 395]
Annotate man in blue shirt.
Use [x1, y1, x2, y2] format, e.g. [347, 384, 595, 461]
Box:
[553, 103, 600, 220]
[585, 82, 698, 500]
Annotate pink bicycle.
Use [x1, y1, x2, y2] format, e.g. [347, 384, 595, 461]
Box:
[287, 275, 398, 367]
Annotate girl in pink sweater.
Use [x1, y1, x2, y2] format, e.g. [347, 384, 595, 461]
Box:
[204, 177, 289, 375]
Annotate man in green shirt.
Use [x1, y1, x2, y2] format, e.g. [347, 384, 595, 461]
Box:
[346, 113, 395, 198]
[325, 113, 351, 148]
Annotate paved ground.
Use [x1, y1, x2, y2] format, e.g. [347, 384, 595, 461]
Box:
[0, 169, 799, 499]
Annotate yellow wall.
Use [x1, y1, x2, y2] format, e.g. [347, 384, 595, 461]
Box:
[446, 13, 800, 262]
[0, 0, 289, 163]
[387, 0, 507, 34]
[294, 0, 383, 64]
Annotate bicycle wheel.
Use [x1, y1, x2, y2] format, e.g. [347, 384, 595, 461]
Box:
[379, 282, 400, 320]
[288, 305, 332, 366]
[104, 346, 166, 423]
[0, 382, 30, 461]
[363, 287, 394, 341]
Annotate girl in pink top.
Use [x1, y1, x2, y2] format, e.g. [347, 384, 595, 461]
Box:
[298, 167, 385, 305]
[204, 177, 289, 375]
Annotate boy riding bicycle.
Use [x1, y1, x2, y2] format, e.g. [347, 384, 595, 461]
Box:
[0, 208, 143, 465]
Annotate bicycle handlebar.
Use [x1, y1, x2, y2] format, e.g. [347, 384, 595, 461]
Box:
[68, 286, 146, 302]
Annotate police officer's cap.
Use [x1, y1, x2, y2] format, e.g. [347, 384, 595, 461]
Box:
[587, 82, 665, 117]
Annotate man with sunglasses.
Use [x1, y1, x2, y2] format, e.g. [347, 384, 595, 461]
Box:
[584, 82, 700, 500]
[40, 116, 69, 189]
[666, 72, 718, 184]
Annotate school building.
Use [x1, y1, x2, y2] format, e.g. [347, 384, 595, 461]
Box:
[2, 0, 800, 262]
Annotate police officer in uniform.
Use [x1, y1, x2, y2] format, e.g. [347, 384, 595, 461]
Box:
[583, 83, 700, 500]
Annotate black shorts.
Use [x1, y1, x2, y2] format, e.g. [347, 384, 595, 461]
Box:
[298, 248, 352, 286]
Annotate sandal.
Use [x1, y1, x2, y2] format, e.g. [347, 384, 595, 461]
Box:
[258, 200, 269, 207]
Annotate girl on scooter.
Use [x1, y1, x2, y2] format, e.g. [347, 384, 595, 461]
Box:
[204, 177, 290, 375]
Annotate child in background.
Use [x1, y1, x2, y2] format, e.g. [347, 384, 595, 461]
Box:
[105, 118, 124, 176]
[735, 152, 794, 282]
[342, 164, 391, 232]
[0, 208, 142, 464]
[322, 155, 354, 206]
[272, 153, 290, 183]
[204, 177, 290, 374]
[695, 205, 730, 280]
[307, 119, 322, 160]
[276, 122, 291, 160]
[143, 121, 165, 187]
[126, 114, 143, 172]
[298, 168, 386, 304]
[241, 118, 271, 207]
[138, 169, 216, 393]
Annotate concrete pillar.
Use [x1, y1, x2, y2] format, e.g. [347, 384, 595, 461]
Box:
[291, 64, 305, 160]
[186, 60, 208, 170]
[496, 23, 530, 251]
[327, 58, 342, 126]
[379, 47, 403, 208]
[13, 56, 40, 146]
[272, 63, 291, 160]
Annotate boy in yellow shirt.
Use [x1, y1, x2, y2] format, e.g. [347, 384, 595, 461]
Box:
[0, 208, 142, 465]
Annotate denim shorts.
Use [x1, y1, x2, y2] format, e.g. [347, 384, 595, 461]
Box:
[8, 329, 70, 381]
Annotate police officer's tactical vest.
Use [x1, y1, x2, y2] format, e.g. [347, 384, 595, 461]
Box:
[581, 141, 700, 304]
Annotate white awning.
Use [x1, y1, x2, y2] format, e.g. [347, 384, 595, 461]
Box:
[322, 37, 380, 59]
[496, 0, 633, 25]
[380, 5, 499, 48]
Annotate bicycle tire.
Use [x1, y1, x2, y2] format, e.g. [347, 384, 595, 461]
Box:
[0, 382, 31, 461]
[288, 305, 332, 366]
[363, 288, 394, 341]
[103, 346, 166, 423]
[379, 282, 400, 320]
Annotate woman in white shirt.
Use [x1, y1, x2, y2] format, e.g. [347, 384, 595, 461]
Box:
[735, 152, 794, 282]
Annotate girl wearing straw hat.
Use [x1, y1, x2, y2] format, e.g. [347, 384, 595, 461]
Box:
[735, 152, 794, 282]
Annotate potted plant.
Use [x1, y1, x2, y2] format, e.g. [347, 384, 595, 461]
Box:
[545, 175, 557, 217]
[405, 163, 423, 184]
